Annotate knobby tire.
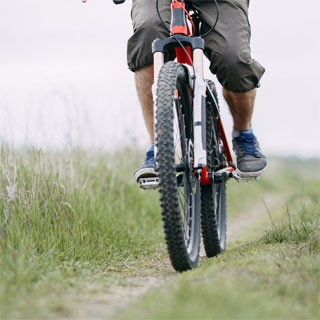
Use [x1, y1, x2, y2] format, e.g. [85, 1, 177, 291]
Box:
[201, 80, 227, 257]
[156, 61, 201, 272]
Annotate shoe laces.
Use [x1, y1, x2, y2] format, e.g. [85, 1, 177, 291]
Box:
[144, 145, 155, 165]
[234, 132, 258, 156]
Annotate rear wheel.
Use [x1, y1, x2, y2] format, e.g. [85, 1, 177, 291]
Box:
[201, 80, 227, 257]
[156, 61, 201, 272]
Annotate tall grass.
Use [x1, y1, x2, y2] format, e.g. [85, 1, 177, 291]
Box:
[0, 147, 164, 318]
[262, 184, 320, 253]
[0, 147, 164, 261]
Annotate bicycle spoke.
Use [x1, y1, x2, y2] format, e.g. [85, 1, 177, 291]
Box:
[178, 184, 191, 208]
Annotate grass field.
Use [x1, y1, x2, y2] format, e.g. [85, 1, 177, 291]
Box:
[0, 147, 319, 319]
[119, 182, 319, 319]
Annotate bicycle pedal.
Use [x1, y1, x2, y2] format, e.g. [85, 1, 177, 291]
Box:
[239, 175, 261, 182]
[232, 171, 261, 182]
[138, 177, 160, 190]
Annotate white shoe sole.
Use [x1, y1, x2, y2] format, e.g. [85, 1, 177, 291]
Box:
[134, 167, 157, 182]
[237, 166, 267, 178]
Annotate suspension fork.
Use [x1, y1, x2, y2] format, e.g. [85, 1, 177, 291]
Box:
[153, 0, 206, 169]
[154, 0, 189, 84]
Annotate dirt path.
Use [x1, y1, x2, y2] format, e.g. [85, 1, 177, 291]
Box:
[72, 276, 169, 319]
[71, 194, 283, 319]
[227, 194, 283, 242]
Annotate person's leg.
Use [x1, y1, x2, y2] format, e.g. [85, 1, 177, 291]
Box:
[133, 65, 157, 181]
[127, 0, 172, 180]
[135, 65, 154, 143]
[194, 0, 267, 176]
[128, 0, 172, 146]
[223, 88, 256, 131]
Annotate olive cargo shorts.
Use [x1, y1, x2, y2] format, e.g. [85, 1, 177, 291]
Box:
[127, 0, 265, 93]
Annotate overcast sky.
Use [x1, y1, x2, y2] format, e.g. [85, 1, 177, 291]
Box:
[0, 0, 319, 157]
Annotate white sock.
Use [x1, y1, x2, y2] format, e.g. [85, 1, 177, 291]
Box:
[232, 125, 253, 139]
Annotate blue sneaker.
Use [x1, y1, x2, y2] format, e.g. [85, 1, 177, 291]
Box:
[232, 130, 267, 178]
[134, 145, 157, 182]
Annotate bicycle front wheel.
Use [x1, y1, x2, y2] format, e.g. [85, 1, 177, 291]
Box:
[155, 61, 201, 272]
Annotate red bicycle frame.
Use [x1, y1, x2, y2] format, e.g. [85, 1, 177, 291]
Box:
[170, 0, 235, 184]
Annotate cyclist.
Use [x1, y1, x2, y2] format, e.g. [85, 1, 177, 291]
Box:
[130, 0, 267, 180]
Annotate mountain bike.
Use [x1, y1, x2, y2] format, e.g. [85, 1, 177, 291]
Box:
[113, 0, 243, 272]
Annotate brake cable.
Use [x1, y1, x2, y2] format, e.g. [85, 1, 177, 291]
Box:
[200, 0, 219, 38]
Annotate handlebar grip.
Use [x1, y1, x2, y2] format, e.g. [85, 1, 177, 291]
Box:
[113, 0, 126, 4]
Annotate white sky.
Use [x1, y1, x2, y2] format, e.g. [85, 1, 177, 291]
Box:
[0, 0, 319, 157]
